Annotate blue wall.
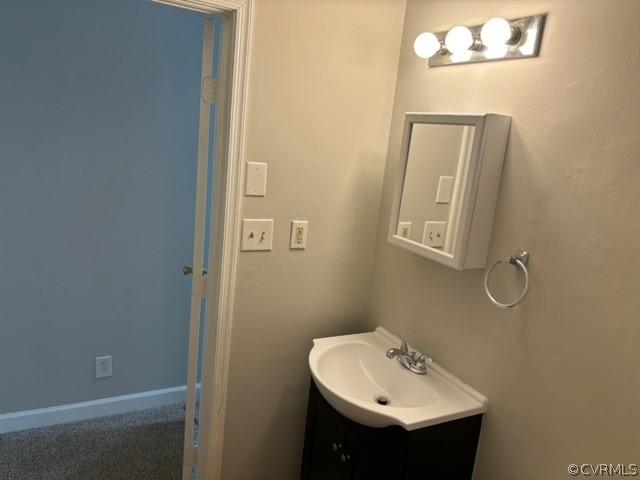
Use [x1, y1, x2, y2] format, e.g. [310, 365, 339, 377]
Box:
[0, 0, 209, 412]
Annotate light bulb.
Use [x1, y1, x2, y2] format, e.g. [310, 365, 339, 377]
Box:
[450, 50, 473, 63]
[481, 17, 515, 48]
[445, 26, 474, 54]
[519, 27, 537, 55]
[413, 32, 441, 59]
[484, 45, 508, 59]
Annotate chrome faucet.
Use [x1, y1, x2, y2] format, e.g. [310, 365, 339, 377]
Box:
[386, 337, 430, 375]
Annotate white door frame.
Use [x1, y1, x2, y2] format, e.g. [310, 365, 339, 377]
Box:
[152, 1, 253, 478]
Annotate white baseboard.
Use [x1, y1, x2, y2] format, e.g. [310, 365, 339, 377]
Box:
[0, 383, 201, 434]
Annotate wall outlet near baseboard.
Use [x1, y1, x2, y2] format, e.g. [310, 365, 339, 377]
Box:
[95, 355, 112, 379]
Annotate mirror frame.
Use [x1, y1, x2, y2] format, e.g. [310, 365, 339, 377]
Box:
[388, 113, 510, 270]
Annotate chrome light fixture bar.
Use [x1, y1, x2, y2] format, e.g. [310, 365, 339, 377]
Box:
[414, 14, 546, 68]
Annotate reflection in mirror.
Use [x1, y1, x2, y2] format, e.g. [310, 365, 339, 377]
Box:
[396, 123, 474, 254]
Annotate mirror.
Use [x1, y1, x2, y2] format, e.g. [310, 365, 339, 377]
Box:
[388, 113, 511, 270]
[397, 123, 473, 252]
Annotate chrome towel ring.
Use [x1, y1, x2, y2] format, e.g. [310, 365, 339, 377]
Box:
[484, 250, 531, 309]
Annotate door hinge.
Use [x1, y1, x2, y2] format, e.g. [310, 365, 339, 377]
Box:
[192, 445, 199, 466]
[195, 274, 207, 298]
[202, 76, 218, 104]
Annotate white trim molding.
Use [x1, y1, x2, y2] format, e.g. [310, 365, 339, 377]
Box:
[0, 385, 201, 434]
[151, 1, 253, 479]
[199, 2, 253, 479]
[151, 0, 248, 14]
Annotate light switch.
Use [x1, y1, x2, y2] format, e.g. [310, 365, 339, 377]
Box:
[241, 219, 274, 251]
[435, 176, 454, 204]
[245, 162, 268, 196]
[423, 221, 446, 248]
[397, 222, 412, 239]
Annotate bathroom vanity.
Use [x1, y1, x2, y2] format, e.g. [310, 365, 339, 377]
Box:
[301, 381, 482, 479]
[301, 329, 487, 479]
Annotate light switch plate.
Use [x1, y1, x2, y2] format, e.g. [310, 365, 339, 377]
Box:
[435, 176, 454, 204]
[423, 221, 446, 248]
[245, 162, 268, 196]
[397, 221, 412, 239]
[241, 219, 274, 251]
[290, 220, 308, 249]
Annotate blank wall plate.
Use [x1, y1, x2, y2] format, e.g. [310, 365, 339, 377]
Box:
[290, 220, 308, 249]
[245, 162, 268, 196]
[95, 355, 112, 379]
[241, 219, 274, 251]
[435, 176, 454, 204]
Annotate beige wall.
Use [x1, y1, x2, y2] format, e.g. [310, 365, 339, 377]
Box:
[368, 1, 640, 479]
[221, 1, 406, 478]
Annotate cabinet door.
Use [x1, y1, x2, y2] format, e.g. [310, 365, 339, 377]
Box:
[349, 432, 396, 480]
[304, 393, 352, 480]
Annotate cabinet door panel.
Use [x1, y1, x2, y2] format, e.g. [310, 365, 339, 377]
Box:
[349, 431, 395, 480]
[304, 390, 351, 479]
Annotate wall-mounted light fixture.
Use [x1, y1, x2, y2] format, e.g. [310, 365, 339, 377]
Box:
[413, 14, 546, 67]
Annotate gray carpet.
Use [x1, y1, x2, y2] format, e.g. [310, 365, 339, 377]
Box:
[0, 403, 190, 480]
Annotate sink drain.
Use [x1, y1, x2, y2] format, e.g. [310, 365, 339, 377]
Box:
[375, 396, 390, 406]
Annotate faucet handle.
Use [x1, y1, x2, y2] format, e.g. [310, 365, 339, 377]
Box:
[399, 336, 408, 353]
[417, 355, 433, 366]
[410, 352, 432, 365]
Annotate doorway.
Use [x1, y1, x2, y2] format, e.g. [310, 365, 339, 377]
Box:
[0, 1, 224, 479]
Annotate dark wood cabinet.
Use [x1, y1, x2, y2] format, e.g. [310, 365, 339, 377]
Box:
[301, 380, 482, 480]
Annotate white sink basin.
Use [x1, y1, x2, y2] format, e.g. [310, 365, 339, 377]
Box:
[309, 327, 487, 430]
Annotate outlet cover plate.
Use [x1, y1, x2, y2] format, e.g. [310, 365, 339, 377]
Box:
[95, 355, 112, 379]
[397, 221, 412, 239]
[290, 220, 308, 249]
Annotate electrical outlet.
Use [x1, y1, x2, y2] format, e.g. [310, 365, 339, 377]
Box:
[398, 221, 412, 239]
[95, 355, 112, 379]
[290, 220, 308, 249]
